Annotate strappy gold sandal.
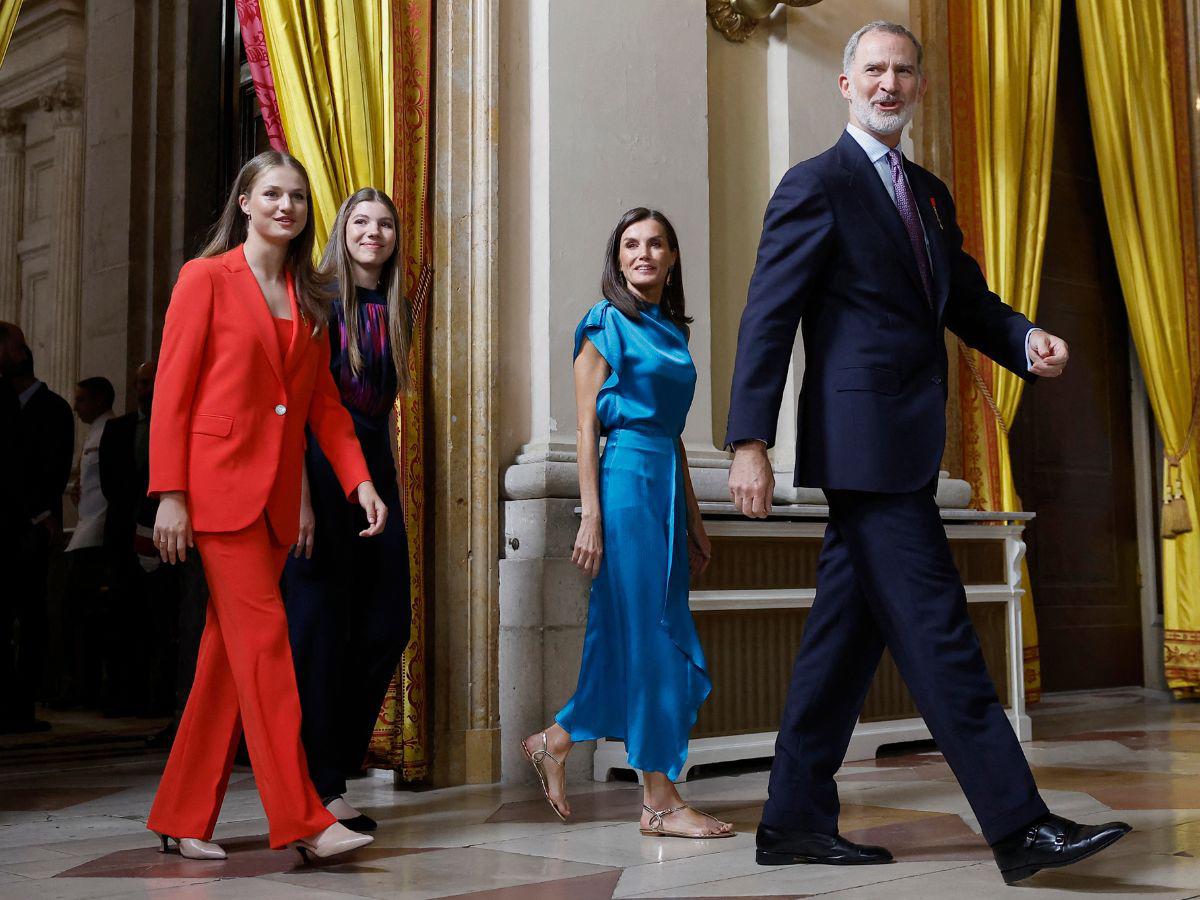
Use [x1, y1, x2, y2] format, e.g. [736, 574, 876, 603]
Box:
[640, 803, 735, 839]
[520, 732, 568, 821]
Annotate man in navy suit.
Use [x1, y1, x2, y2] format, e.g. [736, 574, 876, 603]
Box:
[725, 21, 1129, 885]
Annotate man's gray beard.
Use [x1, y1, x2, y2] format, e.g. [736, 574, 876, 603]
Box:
[850, 93, 913, 136]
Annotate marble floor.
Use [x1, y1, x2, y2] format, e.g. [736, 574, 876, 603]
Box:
[3, 689, 1200, 898]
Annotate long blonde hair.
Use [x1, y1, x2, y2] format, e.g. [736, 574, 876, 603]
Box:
[201, 150, 332, 329]
[320, 188, 413, 392]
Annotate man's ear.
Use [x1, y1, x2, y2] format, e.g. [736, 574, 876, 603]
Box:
[838, 73, 852, 100]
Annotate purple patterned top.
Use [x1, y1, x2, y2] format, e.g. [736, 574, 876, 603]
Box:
[329, 286, 398, 425]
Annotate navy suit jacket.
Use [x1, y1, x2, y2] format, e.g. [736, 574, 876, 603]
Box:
[18, 381, 75, 524]
[725, 129, 1037, 493]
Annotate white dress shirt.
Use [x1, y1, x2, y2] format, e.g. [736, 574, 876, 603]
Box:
[66, 409, 114, 552]
[17, 379, 42, 408]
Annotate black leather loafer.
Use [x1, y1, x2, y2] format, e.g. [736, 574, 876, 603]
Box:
[755, 823, 894, 866]
[992, 813, 1131, 885]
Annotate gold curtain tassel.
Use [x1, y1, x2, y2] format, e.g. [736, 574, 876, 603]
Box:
[1163, 462, 1193, 538]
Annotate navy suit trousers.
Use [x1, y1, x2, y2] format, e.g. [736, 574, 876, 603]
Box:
[761, 484, 1048, 845]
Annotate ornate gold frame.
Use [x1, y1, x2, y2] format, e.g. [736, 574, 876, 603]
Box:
[706, 0, 825, 43]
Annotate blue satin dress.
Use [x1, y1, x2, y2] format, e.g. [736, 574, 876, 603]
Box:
[555, 299, 712, 780]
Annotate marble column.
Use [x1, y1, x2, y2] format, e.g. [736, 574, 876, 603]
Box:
[523, 2, 717, 457]
[498, 0, 726, 786]
[503, 0, 728, 505]
[43, 83, 84, 398]
[0, 109, 22, 325]
[429, 0, 502, 785]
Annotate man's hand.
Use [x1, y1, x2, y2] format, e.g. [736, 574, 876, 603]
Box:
[1028, 330, 1069, 378]
[729, 441, 774, 519]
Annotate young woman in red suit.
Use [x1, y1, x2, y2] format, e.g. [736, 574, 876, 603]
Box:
[146, 150, 386, 862]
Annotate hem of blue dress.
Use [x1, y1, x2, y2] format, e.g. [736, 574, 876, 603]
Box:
[554, 432, 713, 784]
[553, 719, 707, 783]
[555, 670, 711, 782]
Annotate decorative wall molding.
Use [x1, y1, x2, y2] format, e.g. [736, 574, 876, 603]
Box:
[0, 0, 84, 112]
[706, 0, 824, 43]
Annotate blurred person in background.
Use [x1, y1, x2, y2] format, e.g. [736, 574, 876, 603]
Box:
[55, 376, 116, 710]
[0, 322, 73, 733]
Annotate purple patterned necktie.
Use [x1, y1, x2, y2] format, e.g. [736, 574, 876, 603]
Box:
[887, 148, 934, 304]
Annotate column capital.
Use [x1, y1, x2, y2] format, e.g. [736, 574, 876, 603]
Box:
[38, 81, 82, 126]
[0, 108, 22, 133]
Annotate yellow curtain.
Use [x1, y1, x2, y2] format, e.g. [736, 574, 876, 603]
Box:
[1076, 0, 1200, 696]
[950, 0, 1060, 702]
[260, 0, 434, 779]
[0, 0, 23, 65]
[258, 0, 393, 244]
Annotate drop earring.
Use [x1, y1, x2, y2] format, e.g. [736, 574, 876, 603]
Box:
[666, 267, 673, 286]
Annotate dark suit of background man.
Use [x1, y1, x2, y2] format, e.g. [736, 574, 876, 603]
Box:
[724, 21, 1129, 886]
[100, 361, 181, 717]
[0, 322, 74, 733]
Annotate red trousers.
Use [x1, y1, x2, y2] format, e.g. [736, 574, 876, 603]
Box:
[147, 516, 335, 848]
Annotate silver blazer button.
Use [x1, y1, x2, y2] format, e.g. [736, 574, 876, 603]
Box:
[274, 404, 287, 416]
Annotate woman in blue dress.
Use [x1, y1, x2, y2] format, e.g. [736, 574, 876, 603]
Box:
[521, 208, 731, 839]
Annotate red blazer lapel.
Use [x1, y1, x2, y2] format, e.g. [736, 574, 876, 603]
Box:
[282, 272, 313, 379]
[225, 245, 286, 387]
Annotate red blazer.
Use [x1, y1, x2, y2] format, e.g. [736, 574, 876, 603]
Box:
[149, 245, 371, 536]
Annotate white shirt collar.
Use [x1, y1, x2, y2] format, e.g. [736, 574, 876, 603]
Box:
[846, 122, 899, 166]
[88, 409, 115, 436]
[17, 380, 42, 408]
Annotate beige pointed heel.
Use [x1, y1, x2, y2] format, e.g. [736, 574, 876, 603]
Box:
[155, 832, 227, 859]
[520, 732, 569, 821]
[288, 821, 373, 863]
[639, 804, 735, 839]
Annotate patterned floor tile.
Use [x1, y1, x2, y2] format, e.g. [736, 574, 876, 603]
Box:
[53, 836, 440, 880]
[438, 869, 624, 898]
[3, 689, 1199, 899]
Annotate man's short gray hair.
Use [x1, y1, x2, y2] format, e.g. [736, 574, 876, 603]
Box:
[843, 20, 923, 75]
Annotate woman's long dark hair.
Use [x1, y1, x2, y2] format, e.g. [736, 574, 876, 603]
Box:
[201, 150, 331, 330]
[321, 187, 413, 392]
[600, 207, 692, 338]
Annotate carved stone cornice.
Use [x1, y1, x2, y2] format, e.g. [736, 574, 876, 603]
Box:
[706, 0, 824, 43]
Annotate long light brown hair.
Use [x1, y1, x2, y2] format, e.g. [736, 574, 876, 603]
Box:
[320, 188, 413, 392]
[201, 150, 332, 329]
